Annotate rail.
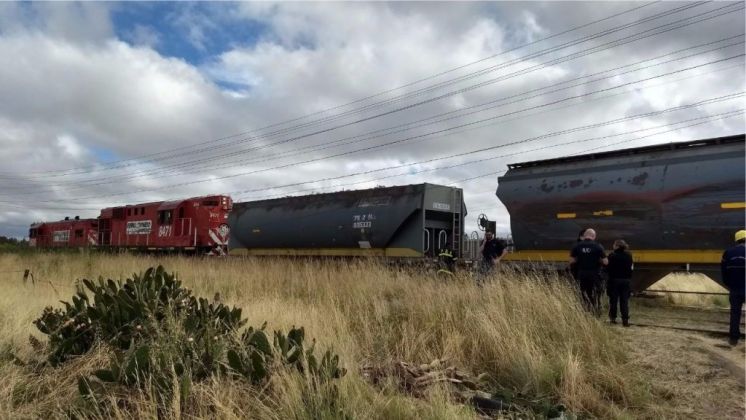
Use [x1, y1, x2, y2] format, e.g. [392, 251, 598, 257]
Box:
[645, 289, 730, 296]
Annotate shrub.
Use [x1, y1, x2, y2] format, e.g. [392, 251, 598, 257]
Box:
[33, 266, 345, 414]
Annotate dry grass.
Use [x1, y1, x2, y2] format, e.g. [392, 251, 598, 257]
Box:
[0, 252, 653, 419]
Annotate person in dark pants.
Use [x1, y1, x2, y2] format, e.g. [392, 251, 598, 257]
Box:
[479, 231, 507, 277]
[722, 229, 745, 346]
[570, 229, 608, 315]
[606, 239, 634, 326]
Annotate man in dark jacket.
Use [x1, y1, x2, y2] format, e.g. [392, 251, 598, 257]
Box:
[480, 231, 507, 275]
[722, 230, 745, 346]
[570, 228, 590, 281]
[606, 239, 634, 326]
[570, 228, 608, 315]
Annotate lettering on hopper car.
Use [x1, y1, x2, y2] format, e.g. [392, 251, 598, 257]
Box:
[352, 213, 375, 229]
[126, 220, 152, 235]
[432, 202, 451, 211]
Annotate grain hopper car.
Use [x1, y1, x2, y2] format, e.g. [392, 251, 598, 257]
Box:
[228, 183, 466, 258]
[496, 134, 745, 291]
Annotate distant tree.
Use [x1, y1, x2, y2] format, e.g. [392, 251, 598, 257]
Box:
[0, 236, 28, 248]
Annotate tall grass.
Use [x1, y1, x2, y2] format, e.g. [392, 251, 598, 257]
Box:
[0, 252, 648, 418]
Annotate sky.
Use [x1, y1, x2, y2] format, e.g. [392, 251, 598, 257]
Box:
[0, 1, 744, 238]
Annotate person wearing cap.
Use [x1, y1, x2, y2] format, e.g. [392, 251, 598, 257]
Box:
[606, 239, 634, 326]
[722, 229, 746, 346]
[570, 228, 608, 315]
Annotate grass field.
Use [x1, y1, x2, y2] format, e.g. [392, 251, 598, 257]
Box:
[0, 252, 742, 419]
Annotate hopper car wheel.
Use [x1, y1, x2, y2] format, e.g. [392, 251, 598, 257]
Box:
[478, 214, 489, 232]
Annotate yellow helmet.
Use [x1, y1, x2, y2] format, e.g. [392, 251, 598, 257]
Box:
[736, 230, 746, 242]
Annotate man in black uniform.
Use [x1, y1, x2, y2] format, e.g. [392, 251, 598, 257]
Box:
[722, 229, 745, 346]
[570, 228, 608, 315]
[480, 231, 507, 276]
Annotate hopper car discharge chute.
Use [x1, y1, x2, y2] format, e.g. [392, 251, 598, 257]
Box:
[496, 134, 745, 292]
[228, 183, 466, 259]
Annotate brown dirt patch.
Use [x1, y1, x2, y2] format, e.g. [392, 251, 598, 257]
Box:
[620, 324, 745, 419]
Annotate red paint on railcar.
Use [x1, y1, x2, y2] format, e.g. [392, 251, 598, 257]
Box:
[29, 218, 99, 248]
[97, 195, 232, 253]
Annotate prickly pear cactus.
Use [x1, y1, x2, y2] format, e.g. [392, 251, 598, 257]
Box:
[32, 265, 345, 410]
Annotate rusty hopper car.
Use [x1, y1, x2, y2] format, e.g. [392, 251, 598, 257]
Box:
[496, 134, 745, 291]
[229, 183, 466, 258]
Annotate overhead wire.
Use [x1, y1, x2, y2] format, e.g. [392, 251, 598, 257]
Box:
[4, 88, 741, 205]
[0, 1, 664, 176]
[7, 32, 741, 192]
[10, 32, 741, 191]
[2, 1, 715, 178]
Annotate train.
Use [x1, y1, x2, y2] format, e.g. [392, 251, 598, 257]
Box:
[26, 134, 745, 291]
[30, 195, 234, 255]
[497, 134, 745, 290]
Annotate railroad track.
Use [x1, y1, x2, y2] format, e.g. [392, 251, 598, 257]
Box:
[627, 301, 745, 338]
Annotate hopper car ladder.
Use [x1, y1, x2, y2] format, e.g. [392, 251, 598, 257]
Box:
[451, 188, 462, 258]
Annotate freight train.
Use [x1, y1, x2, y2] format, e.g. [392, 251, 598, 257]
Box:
[30, 195, 233, 254]
[26, 134, 745, 291]
[496, 134, 745, 291]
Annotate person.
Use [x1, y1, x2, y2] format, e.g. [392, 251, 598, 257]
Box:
[570, 228, 590, 280]
[606, 239, 633, 326]
[722, 229, 745, 346]
[479, 231, 507, 276]
[569, 228, 608, 315]
[437, 247, 456, 278]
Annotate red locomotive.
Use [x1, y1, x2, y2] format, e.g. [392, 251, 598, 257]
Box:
[29, 195, 233, 254]
[29, 217, 98, 248]
[97, 195, 233, 254]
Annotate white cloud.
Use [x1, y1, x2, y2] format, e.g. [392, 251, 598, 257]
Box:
[0, 1, 743, 239]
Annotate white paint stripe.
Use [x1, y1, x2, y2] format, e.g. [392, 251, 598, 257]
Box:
[208, 230, 224, 245]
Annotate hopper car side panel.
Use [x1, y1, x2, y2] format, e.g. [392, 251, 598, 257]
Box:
[496, 134, 745, 291]
[229, 183, 466, 258]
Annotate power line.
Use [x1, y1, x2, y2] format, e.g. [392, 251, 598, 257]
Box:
[1, 2, 663, 177]
[233, 110, 743, 202]
[6, 89, 741, 205]
[9, 33, 741, 192]
[3, 2, 712, 177]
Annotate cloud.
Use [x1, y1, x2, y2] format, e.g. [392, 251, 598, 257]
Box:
[124, 24, 161, 48]
[0, 1, 743, 239]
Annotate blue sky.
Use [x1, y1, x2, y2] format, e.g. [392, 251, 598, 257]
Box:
[111, 2, 267, 65]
